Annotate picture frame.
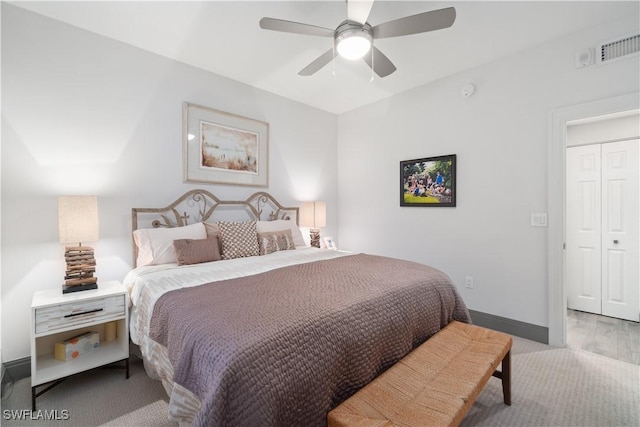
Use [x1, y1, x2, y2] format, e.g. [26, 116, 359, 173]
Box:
[183, 102, 269, 187]
[323, 236, 337, 250]
[400, 154, 456, 207]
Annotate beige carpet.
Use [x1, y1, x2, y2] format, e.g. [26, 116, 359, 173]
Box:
[99, 400, 173, 427]
[2, 337, 638, 426]
[461, 336, 639, 426]
[1, 357, 176, 427]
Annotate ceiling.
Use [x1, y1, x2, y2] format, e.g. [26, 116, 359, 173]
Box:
[10, 1, 638, 114]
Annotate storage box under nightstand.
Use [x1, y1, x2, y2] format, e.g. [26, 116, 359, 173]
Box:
[54, 331, 100, 361]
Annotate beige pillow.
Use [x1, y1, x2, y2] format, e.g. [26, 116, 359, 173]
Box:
[173, 236, 221, 266]
[203, 222, 223, 253]
[257, 229, 296, 255]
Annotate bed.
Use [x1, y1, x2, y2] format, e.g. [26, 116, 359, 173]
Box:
[124, 189, 471, 427]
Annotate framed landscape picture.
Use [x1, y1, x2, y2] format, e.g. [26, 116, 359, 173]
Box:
[183, 102, 269, 187]
[400, 154, 456, 207]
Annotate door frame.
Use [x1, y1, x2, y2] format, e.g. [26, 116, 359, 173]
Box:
[547, 92, 640, 347]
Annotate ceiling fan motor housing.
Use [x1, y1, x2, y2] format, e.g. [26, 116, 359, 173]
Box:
[335, 21, 373, 60]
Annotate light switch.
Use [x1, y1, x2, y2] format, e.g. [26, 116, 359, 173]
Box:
[530, 213, 548, 227]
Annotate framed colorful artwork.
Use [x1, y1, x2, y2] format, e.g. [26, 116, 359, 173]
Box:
[400, 154, 456, 207]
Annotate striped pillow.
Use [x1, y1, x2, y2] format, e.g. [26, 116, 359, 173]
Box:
[257, 229, 296, 255]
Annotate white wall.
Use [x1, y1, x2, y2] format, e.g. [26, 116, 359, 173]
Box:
[1, 4, 338, 362]
[566, 112, 640, 147]
[337, 13, 640, 328]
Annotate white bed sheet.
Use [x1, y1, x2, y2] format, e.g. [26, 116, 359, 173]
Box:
[123, 247, 351, 348]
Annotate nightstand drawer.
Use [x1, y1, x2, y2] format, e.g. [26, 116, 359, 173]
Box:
[35, 294, 126, 334]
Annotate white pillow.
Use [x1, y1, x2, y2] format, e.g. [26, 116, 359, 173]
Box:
[133, 222, 207, 267]
[256, 220, 306, 247]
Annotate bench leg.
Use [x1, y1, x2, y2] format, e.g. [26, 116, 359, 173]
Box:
[491, 350, 511, 406]
[501, 350, 511, 405]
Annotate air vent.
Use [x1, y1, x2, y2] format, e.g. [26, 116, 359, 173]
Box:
[598, 34, 640, 63]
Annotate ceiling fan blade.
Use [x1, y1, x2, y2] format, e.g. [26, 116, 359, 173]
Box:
[299, 49, 337, 76]
[372, 7, 456, 39]
[347, 0, 374, 25]
[259, 17, 334, 37]
[363, 46, 397, 78]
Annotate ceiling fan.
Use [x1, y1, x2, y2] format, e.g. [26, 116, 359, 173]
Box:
[259, 1, 456, 78]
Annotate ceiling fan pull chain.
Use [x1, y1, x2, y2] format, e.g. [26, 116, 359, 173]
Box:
[370, 44, 375, 82]
[332, 41, 337, 77]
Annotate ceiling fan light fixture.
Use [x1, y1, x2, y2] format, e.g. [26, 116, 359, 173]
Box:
[335, 22, 373, 60]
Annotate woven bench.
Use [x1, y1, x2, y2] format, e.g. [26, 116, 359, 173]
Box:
[328, 321, 512, 427]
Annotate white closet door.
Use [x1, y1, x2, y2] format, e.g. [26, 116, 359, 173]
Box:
[601, 139, 639, 322]
[566, 144, 602, 314]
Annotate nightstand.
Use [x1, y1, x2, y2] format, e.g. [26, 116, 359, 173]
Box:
[30, 281, 129, 410]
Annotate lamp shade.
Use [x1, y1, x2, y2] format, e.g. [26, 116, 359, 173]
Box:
[301, 201, 326, 229]
[58, 195, 99, 244]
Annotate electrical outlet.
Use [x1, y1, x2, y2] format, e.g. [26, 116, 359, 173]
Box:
[464, 276, 474, 289]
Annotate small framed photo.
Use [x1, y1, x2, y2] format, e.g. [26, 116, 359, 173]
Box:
[323, 236, 337, 250]
[400, 154, 456, 207]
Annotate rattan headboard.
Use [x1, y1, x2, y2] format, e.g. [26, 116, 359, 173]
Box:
[131, 189, 299, 264]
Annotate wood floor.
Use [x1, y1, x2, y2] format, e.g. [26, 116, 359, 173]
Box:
[566, 309, 640, 365]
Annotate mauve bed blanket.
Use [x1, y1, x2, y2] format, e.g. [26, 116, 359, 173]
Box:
[149, 253, 471, 426]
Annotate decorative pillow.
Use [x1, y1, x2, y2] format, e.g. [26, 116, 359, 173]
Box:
[256, 220, 306, 247]
[217, 220, 259, 260]
[257, 229, 296, 255]
[203, 221, 221, 239]
[173, 236, 221, 266]
[203, 221, 223, 253]
[133, 222, 207, 267]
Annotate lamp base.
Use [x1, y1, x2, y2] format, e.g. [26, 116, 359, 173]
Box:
[62, 282, 98, 294]
[310, 229, 321, 248]
[63, 245, 98, 294]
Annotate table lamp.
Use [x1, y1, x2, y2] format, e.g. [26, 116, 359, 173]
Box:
[58, 195, 99, 293]
[301, 201, 326, 248]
